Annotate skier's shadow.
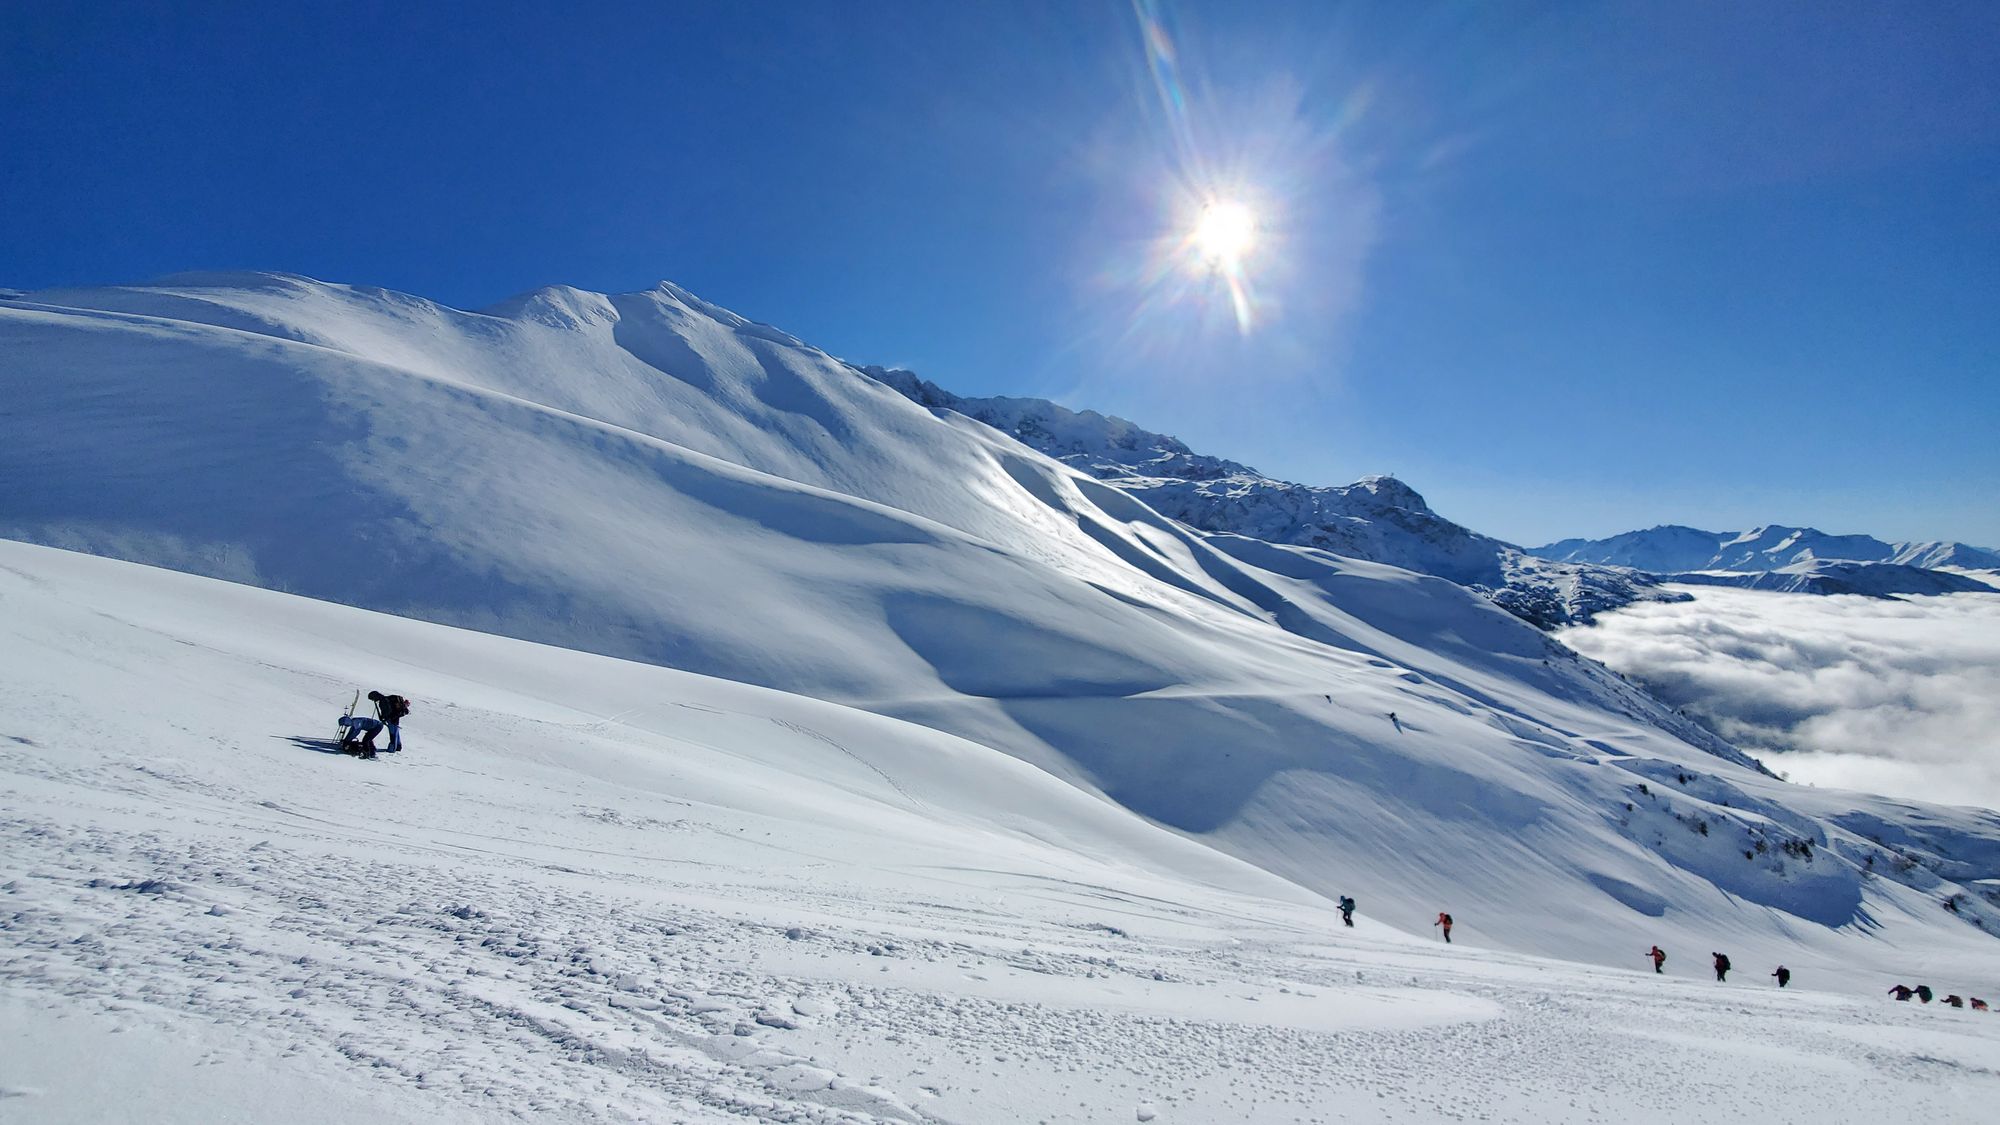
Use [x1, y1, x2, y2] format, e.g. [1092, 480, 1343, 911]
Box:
[282, 735, 352, 756]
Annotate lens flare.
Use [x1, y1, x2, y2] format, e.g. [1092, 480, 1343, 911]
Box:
[1129, 0, 1273, 334]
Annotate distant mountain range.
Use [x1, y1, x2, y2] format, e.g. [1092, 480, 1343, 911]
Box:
[1534, 525, 2000, 575]
[862, 368, 1678, 628]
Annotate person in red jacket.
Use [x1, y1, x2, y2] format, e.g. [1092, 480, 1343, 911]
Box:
[1647, 946, 1666, 974]
[1434, 912, 1453, 943]
[1970, 998, 1989, 1011]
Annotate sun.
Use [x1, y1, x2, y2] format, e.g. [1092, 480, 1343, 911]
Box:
[1191, 198, 1256, 267]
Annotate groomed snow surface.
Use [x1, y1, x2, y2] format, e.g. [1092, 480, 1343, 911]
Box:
[6, 542, 2000, 1124]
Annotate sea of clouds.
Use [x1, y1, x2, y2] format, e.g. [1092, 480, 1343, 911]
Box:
[1559, 583, 2000, 812]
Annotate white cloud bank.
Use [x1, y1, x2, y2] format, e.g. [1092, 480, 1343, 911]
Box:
[1559, 586, 2000, 812]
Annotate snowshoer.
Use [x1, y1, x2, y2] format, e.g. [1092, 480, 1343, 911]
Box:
[1338, 896, 1356, 927]
[1944, 994, 1965, 1009]
[1435, 912, 1453, 943]
[337, 714, 383, 758]
[1915, 985, 1934, 1003]
[1712, 952, 1730, 982]
[1888, 984, 1915, 1001]
[369, 690, 412, 753]
[1772, 966, 1791, 988]
[1648, 946, 1666, 974]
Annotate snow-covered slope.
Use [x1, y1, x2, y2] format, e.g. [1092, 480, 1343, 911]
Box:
[6, 272, 2000, 976]
[10, 542, 2000, 1123]
[865, 366, 1677, 628]
[1538, 525, 2000, 574]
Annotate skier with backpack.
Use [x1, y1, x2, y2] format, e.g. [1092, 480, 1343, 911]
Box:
[1337, 896, 1356, 927]
[1434, 912, 1453, 943]
[1772, 965, 1791, 988]
[368, 690, 412, 753]
[1647, 945, 1666, 974]
[1712, 952, 1731, 982]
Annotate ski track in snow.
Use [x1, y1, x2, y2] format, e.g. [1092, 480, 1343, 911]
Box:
[8, 753, 2000, 1123]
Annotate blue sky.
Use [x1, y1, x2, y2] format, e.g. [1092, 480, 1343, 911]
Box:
[5, 1, 1996, 547]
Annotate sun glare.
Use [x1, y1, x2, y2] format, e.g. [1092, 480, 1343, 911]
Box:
[1192, 199, 1256, 266]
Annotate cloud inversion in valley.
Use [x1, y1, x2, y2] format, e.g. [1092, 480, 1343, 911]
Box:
[1559, 585, 2000, 812]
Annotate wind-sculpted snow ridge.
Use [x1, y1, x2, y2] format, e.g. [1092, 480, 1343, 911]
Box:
[5, 273, 2000, 974]
[1537, 524, 2000, 575]
[861, 366, 1679, 629]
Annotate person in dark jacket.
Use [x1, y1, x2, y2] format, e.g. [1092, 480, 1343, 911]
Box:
[1772, 965, 1791, 988]
[1712, 952, 1731, 982]
[1337, 896, 1356, 927]
[1435, 912, 1453, 943]
[1943, 994, 1966, 1009]
[1647, 946, 1666, 974]
[1915, 984, 1934, 1003]
[1888, 984, 1915, 1001]
[369, 690, 412, 753]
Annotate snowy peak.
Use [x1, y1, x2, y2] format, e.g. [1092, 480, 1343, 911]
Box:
[1534, 525, 2000, 575]
[862, 367, 1675, 627]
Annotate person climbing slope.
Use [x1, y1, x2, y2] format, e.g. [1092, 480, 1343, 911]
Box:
[1337, 896, 1356, 928]
[1888, 984, 1915, 1001]
[1647, 946, 1666, 974]
[1434, 912, 1453, 943]
[368, 690, 412, 753]
[337, 713, 384, 758]
[1915, 984, 1934, 1003]
[1711, 952, 1730, 982]
[1772, 965, 1791, 988]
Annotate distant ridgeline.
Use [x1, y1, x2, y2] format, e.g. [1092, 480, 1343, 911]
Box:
[864, 367, 1998, 622]
[1534, 526, 2000, 597]
[861, 366, 1681, 629]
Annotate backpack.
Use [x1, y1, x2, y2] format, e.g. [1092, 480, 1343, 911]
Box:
[1440, 913, 1452, 926]
[1339, 896, 1355, 911]
[380, 694, 412, 722]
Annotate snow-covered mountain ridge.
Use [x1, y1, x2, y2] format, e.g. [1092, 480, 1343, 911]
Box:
[1665, 560, 1996, 597]
[862, 366, 1679, 628]
[5, 271, 1999, 977]
[1537, 524, 2000, 575]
